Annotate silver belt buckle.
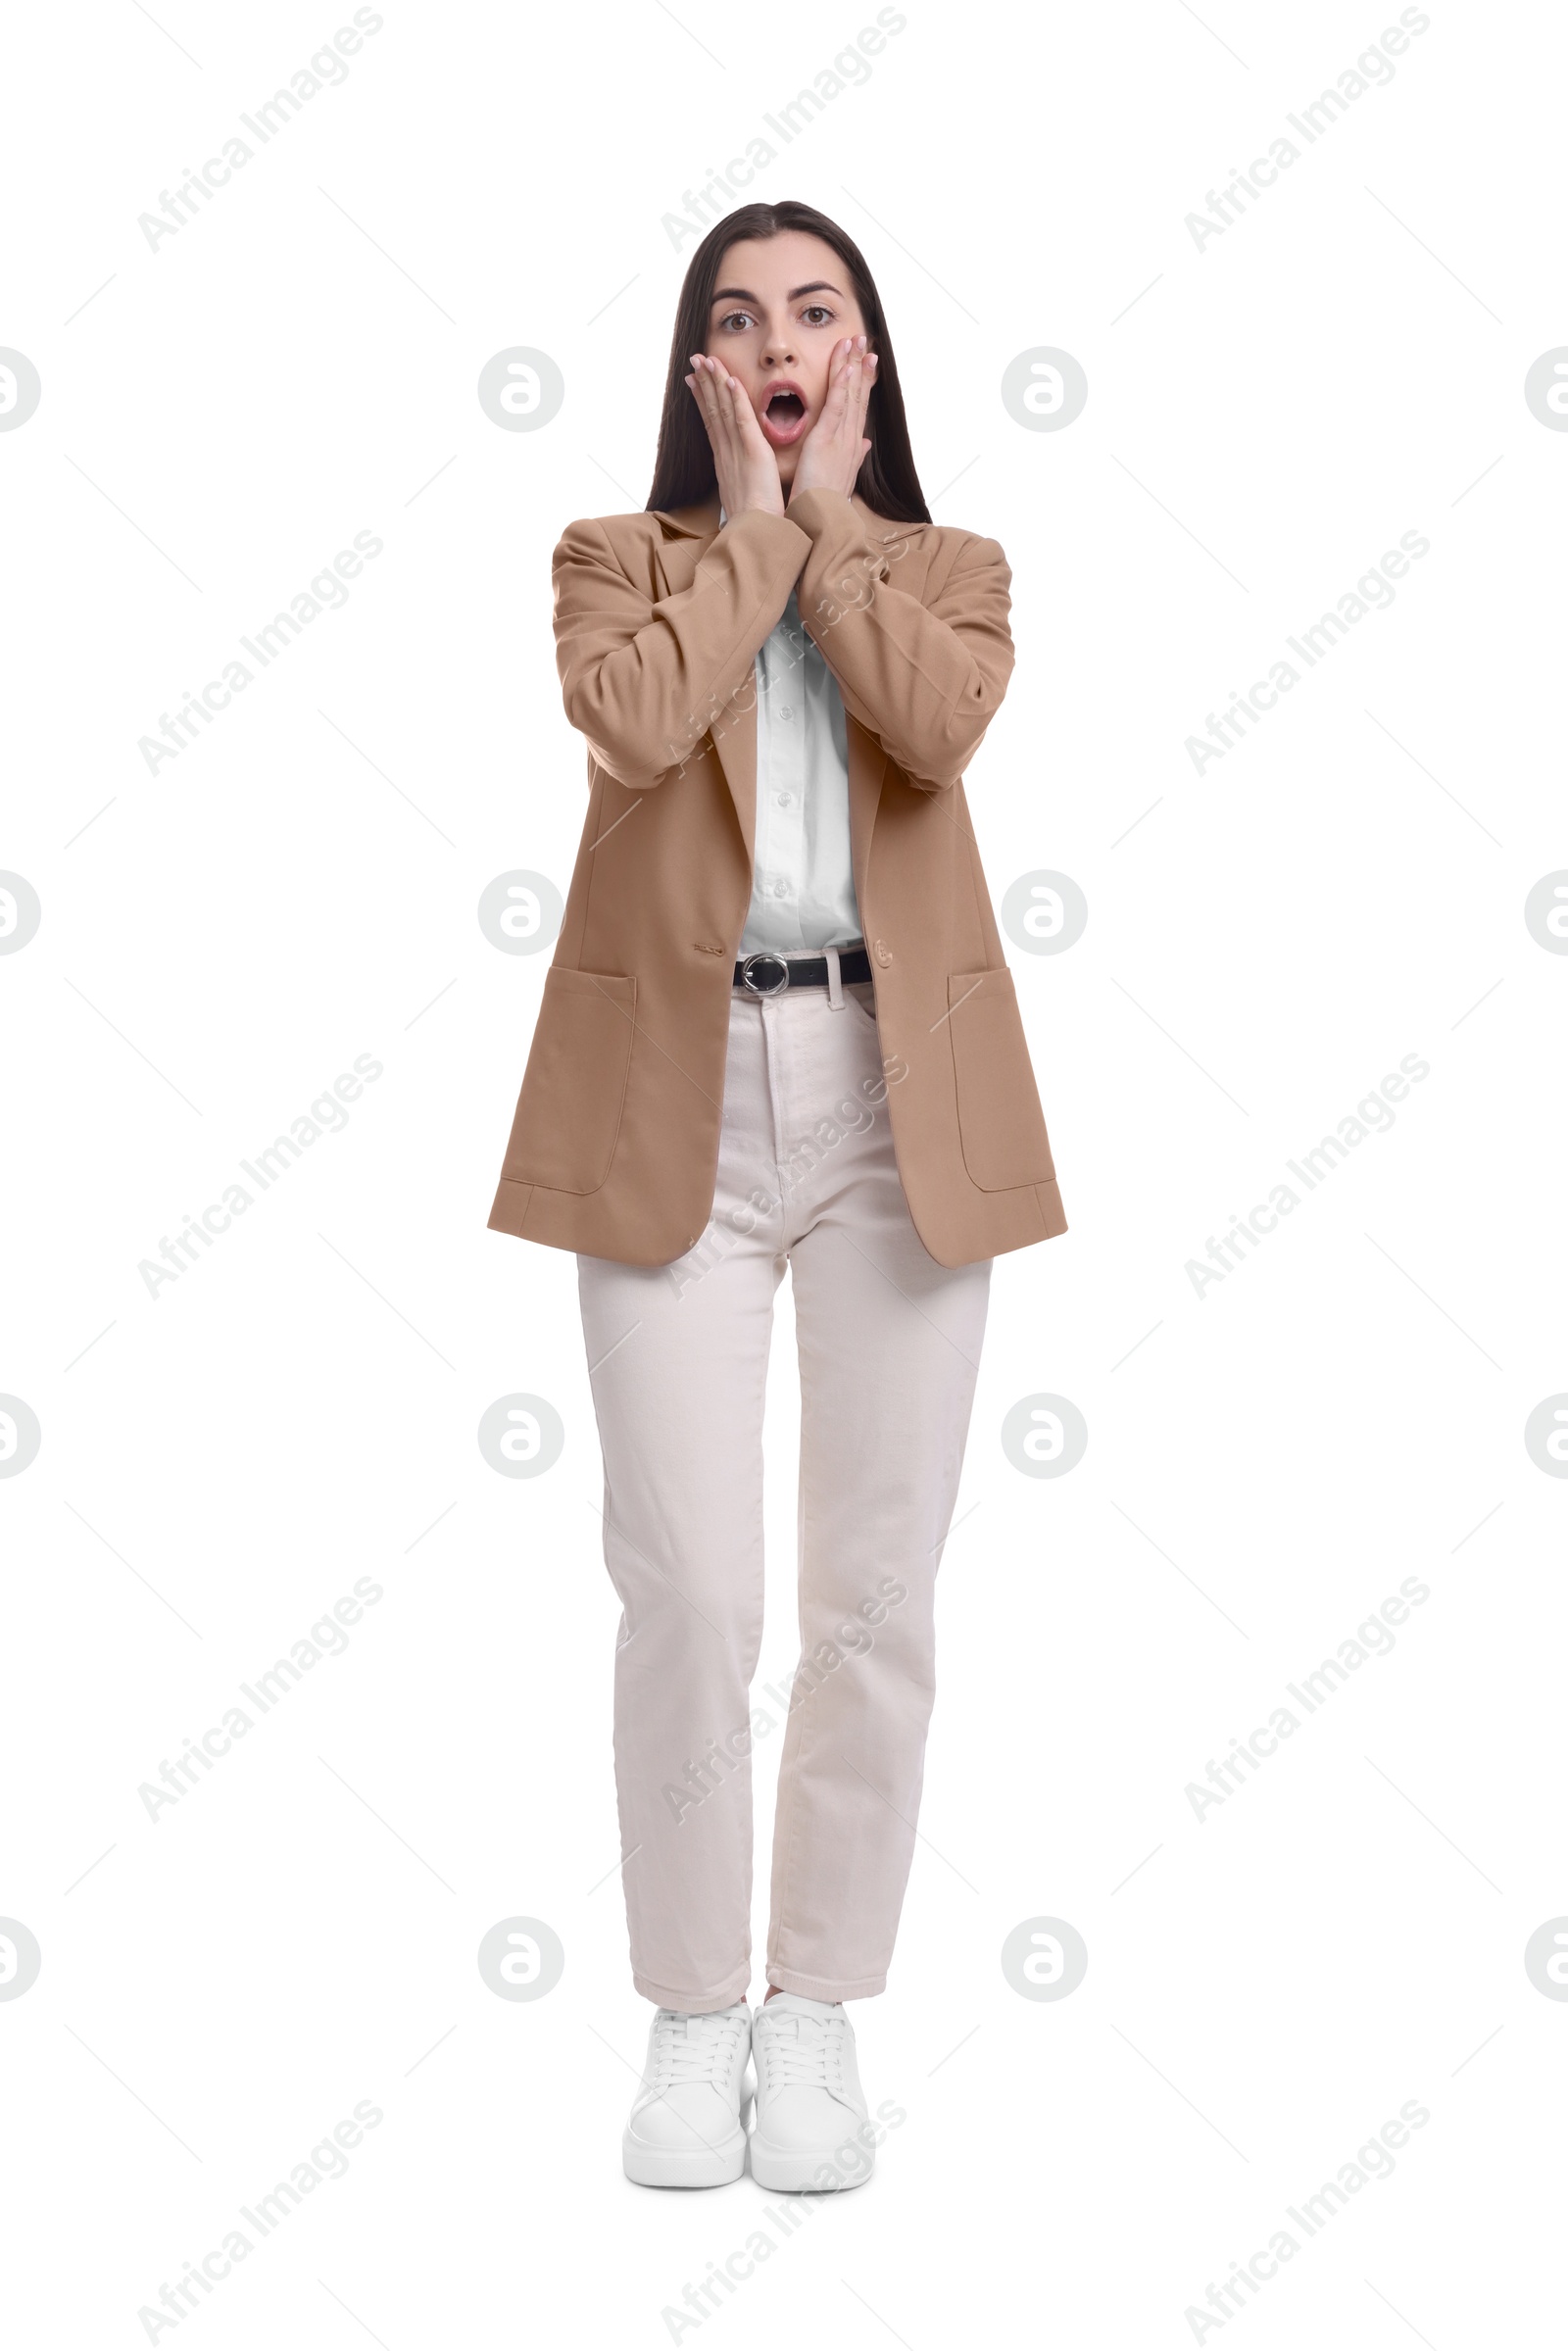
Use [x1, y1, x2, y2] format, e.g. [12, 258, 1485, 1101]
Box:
[739, 951, 790, 996]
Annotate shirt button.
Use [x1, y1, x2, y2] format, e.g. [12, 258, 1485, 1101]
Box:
[778, 706, 793, 721]
[874, 938, 894, 967]
[773, 880, 788, 897]
[776, 792, 793, 807]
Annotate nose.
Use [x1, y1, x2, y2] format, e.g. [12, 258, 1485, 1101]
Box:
[761, 331, 796, 367]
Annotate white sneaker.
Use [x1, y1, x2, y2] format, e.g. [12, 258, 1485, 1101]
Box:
[749, 1992, 873, 2192]
[622, 2003, 753, 2187]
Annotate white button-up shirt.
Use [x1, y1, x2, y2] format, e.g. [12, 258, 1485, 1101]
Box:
[720, 505, 863, 955]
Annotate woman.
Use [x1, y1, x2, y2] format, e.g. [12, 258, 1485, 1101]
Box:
[487, 200, 1066, 2190]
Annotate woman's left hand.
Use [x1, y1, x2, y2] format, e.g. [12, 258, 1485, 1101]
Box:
[789, 334, 877, 504]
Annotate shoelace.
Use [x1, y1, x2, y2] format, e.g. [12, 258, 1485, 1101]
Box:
[755, 2006, 848, 2092]
[644, 2008, 748, 2091]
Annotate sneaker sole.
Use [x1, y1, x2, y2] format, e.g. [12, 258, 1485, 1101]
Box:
[622, 2121, 747, 2188]
[748, 2137, 875, 2193]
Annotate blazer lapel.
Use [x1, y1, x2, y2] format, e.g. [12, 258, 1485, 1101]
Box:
[652, 492, 895, 896]
[651, 497, 755, 859]
[845, 716, 888, 932]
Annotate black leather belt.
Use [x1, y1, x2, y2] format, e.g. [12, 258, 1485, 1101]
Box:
[733, 945, 872, 995]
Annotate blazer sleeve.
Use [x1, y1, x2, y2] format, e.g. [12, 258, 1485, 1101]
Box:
[784, 487, 1015, 792]
[552, 509, 811, 789]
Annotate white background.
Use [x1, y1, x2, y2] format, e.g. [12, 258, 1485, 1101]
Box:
[4, 0, 1565, 2342]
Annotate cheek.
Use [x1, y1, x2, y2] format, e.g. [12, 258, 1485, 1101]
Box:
[810, 346, 847, 399]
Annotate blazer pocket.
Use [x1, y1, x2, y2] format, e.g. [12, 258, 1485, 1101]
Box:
[505, 966, 636, 1195]
[946, 967, 1055, 1192]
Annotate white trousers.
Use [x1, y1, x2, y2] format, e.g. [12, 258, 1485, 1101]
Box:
[576, 972, 991, 2010]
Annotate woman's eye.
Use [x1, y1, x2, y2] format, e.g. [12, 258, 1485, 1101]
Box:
[716, 311, 753, 333]
[802, 306, 832, 325]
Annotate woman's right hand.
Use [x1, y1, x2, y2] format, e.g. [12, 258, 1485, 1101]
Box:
[684, 355, 786, 520]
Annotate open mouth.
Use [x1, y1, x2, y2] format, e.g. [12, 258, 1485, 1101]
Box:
[760, 386, 810, 448]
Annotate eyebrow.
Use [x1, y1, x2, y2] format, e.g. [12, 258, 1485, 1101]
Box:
[710, 281, 845, 307]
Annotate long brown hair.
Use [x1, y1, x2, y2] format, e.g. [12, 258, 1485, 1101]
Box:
[645, 200, 931, 526]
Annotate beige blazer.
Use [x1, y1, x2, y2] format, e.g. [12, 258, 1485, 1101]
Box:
[487, 483, 1066, 1268]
